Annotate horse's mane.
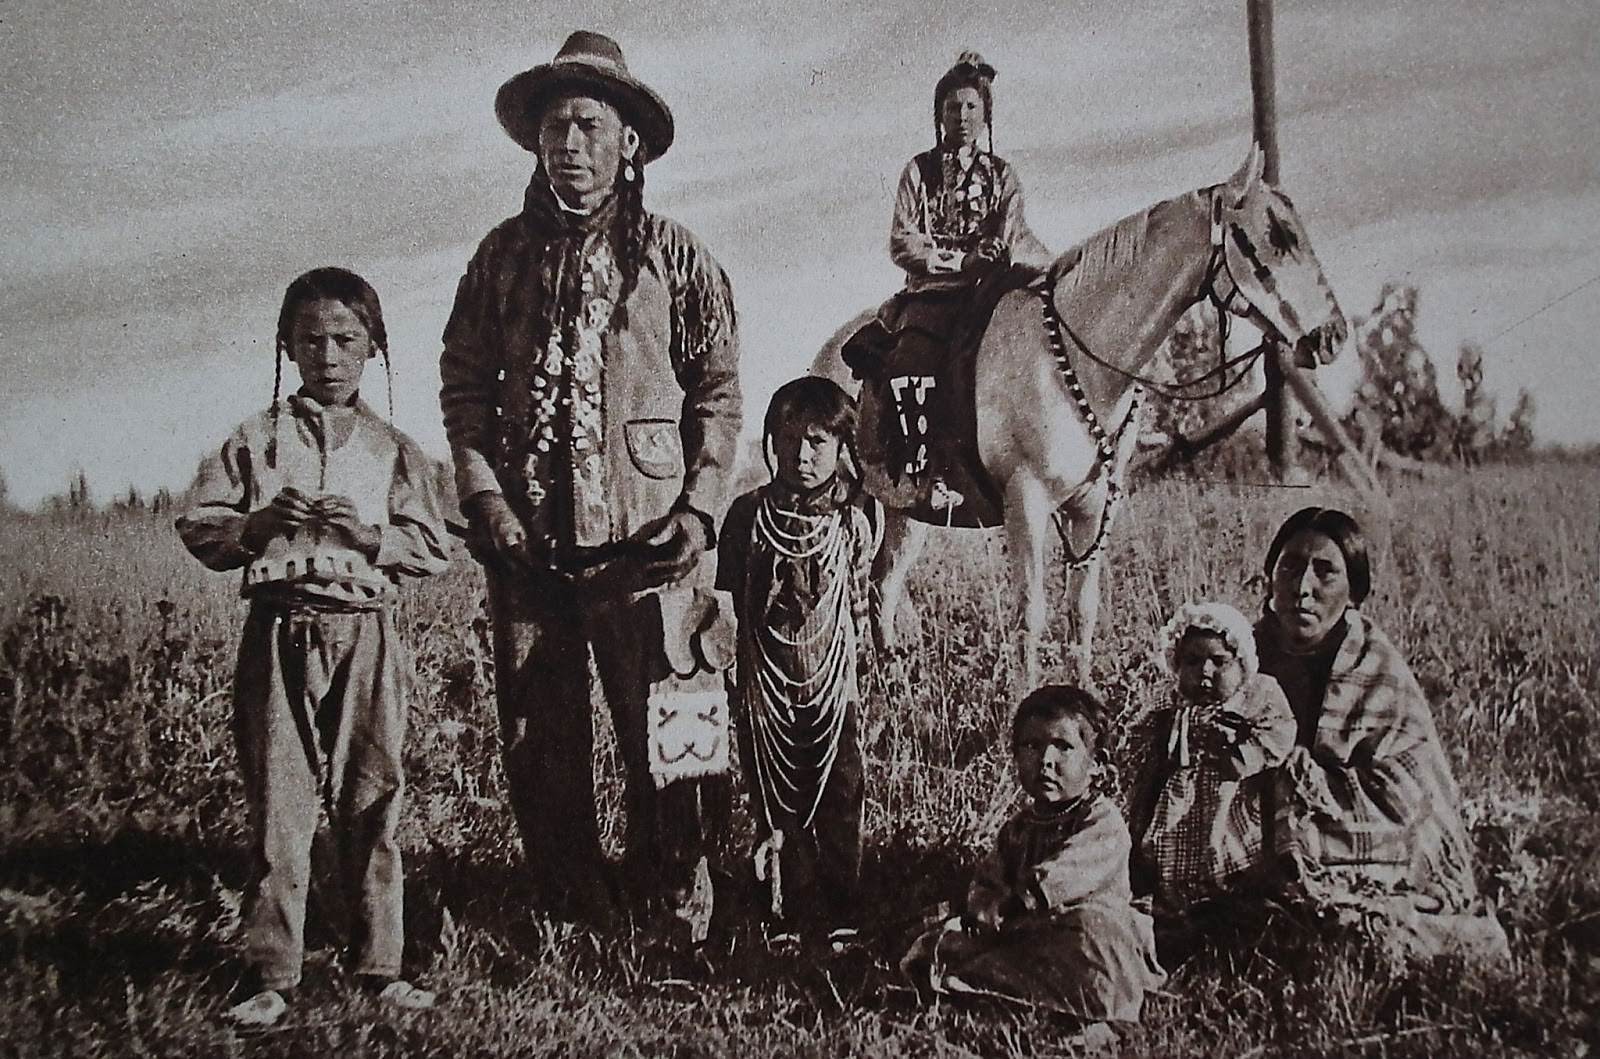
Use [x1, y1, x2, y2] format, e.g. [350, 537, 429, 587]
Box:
[1049, 188, 1209, 296]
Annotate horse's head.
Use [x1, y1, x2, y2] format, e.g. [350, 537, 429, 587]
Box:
[1210, 145, 1348, 367]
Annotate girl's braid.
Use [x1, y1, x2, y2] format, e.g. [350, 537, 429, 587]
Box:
[268, 343, 284, 466]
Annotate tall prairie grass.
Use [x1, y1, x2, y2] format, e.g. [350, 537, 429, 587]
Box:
[1, 464, 1596, 1056]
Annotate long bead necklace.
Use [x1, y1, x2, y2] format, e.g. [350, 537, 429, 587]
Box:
[747, 493, 857, 831]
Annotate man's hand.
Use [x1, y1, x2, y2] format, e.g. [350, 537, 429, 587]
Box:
[241, 487, 316, 553]
[463, 491, 530, 570]
[962, 899, 1004, 935]
[633, 509, 712, 589]
[314, 495, 383, 558]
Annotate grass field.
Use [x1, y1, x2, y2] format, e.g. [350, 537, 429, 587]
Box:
[2, 463, 1597, 1057]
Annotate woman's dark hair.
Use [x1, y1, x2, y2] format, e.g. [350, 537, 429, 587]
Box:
[762, 376, 860, 482]
[1264, 506, 1372, 605]
[270, 267, 391, 464]
[1011, 684, 1111, 755]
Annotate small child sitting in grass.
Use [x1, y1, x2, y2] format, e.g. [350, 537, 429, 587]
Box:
[900, 684, 1166, 1028]
[1125, 601, 1296, 918]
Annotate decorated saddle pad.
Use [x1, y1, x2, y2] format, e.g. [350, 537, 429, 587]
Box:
[852, 268, 1040, 528]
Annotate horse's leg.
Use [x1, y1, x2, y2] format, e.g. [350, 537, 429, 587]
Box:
[1003, 473, 1052, 689]
[1064, 405, 1142, 687]
[872, 511, 926, 655]
[1066, 554, 1102, 688]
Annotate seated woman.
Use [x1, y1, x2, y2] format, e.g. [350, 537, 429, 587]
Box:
[900, 685, 1165, 1028]
[856, 50, 1051, 505]
[1256, 506, 1508, 962]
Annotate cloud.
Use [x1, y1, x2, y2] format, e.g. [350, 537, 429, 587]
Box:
[2, 0, 1597, 508]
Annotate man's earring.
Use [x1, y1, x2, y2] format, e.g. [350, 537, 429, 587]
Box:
[623, 161, 636, 183]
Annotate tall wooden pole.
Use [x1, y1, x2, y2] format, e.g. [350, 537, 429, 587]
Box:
[1247, 0, 1303, 481]
[1247, 0, 1279, 185]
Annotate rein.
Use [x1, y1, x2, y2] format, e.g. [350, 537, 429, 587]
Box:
[1033, 190, 1246, 570]
[1034, 283, 1143, 569]
[1042, 189, 1265, 404]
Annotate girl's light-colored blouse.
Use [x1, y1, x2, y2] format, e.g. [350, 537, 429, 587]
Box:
[889, 147, 1051, 293]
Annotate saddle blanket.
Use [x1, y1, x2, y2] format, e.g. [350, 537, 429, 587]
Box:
[844, 268, 1043, 528]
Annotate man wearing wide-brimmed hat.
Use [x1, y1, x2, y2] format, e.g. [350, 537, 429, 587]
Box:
[440, 31, 741, 929]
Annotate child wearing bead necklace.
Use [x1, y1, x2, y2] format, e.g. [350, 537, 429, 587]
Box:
[716, 377, 883, 953]
[176, 268, 449, 1028]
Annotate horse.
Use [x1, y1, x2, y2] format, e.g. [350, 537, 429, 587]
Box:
[811, 145, 1349, 685]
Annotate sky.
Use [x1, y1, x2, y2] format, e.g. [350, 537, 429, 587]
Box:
[2, 0, 1597, 509]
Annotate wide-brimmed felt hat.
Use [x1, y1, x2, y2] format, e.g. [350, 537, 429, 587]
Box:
[495, 31, 674, 162]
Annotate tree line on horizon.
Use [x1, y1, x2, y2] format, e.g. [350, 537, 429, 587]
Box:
[1142, 281, 1546, 480]
[1, 280, 1580, 518]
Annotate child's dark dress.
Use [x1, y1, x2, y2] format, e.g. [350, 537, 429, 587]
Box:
[717, 478, 880, 926]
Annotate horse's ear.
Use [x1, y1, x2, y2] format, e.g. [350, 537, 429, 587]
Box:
[1227, 142, 1265, 207]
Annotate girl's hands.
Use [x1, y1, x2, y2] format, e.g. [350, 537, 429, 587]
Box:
[961, 238, 1006, 272]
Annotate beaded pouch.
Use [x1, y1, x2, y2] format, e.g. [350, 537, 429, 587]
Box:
[647, 686, 729, 788]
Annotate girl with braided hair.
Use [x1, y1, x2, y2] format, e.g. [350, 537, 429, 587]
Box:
[178, 267, 449, 1027]
[868, 51, 1052, 506]
[716, 377, 882, 953]
[890, 50, 1049, 294]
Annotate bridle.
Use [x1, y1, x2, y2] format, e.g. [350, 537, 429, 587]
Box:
[1036, 187, 1272, 569]
[1040, 186, 1272, 409]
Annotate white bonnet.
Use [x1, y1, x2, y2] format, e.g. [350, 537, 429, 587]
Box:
[1158, 601, 1258, 678]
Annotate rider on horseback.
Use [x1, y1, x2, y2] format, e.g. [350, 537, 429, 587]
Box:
[848, 51, 1051, 510]
[891, 51, 1049, 295]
